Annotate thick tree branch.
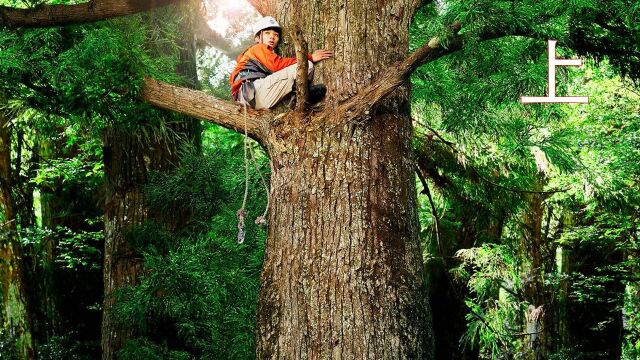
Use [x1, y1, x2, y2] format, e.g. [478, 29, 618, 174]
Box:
[0, 0, 184, 28]
[291, 26, 309, 112]
[338, 24, 462, 118]
[340, 23, 545, 119]
[140, 77, 267, 143]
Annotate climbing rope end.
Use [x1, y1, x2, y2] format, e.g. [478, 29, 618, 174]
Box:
[254, 215, 267, 226]
[237, 208, 246, 243]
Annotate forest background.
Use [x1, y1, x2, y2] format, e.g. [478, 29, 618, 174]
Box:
[0, 0, 638, 359]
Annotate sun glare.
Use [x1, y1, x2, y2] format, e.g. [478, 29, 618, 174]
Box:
[214, 0, 247, 11]
[207, 0, 253, 35]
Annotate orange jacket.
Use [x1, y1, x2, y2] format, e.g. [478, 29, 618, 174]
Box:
[230, 44, 311, 99]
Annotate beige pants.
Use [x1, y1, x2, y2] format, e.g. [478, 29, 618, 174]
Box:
[252, 61, 314, 110]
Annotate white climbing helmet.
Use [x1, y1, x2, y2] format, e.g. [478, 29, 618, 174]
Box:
[252, 16, 282, 38]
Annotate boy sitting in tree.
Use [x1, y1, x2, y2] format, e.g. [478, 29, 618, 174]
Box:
[230, 16, 333, 109]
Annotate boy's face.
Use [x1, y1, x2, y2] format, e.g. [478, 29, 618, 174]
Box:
[256, 29, 280, 48]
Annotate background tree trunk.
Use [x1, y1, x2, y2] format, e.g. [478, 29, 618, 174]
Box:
[100, 8, 201, 358]
[255, 1, 434, 358]
[0, 110, 36, 360]
[100, 127, 148, 359]
[521, 189, 555, 360]
[100, 120, 199, 359]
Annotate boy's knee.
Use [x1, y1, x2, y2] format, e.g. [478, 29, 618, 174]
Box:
[291, 61, 313, 74]
[285, 61, 314, 80]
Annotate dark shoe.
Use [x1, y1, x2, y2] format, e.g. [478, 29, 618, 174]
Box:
[288, 84, 327, 110]
[308, 84, 327, 104]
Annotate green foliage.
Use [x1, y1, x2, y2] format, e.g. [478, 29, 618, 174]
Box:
[114, 127, 267, 360]
[37, 333, 96, 360]
[412, 2, 639, 358]
[623, 283, 640, 359]
[416, 61, 639, 358]
[454, 244, 523, 359]
[0, 10, 185, 133]
[19, 224, 103, 271]
[33, 137, 103, 191]
[0, 328, 18, 360]
[117, 338, 191, 360]
[411, 0, 640, 82]
[54, 225, 103, 270]
[142, 147, 227, 233]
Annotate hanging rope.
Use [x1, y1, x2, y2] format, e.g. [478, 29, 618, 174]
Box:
[236, 83, 250, 244]
[236, 83, 270, 244]
[248, 141, 270, 225]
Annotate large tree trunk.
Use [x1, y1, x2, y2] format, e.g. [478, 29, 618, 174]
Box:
[99, 120, 200, 360]
[255, 1, 433, 357]
[0, 111, 36, 360]
[100, 122, 198, 358]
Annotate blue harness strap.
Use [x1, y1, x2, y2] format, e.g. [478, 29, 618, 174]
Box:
[233, 58, 273, 106]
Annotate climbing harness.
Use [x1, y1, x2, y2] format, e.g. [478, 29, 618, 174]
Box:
[237, 83, 270, 244]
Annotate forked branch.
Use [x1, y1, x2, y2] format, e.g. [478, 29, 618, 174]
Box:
[338, 23, 462, 118]
[341, 23, 540, 120]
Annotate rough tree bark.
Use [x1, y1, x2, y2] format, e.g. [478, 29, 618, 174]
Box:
[0, 110, 36, 360]
[100, 127, 148, 360]
[249, 1, 436, 357]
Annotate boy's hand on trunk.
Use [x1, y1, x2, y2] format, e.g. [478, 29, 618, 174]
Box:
[311, 49, 333, 62]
